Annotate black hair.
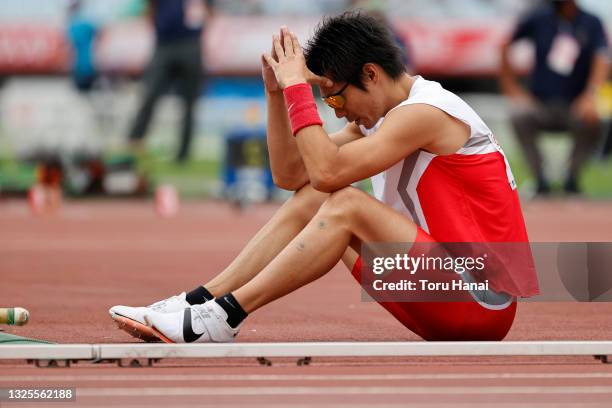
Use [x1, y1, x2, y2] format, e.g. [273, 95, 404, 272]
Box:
[304, 10, 406, 90]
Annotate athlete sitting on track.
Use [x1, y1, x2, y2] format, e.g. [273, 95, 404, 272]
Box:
[110, 11, 539, 343]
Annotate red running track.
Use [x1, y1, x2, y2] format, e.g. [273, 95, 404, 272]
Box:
[1, 198, 612, 406]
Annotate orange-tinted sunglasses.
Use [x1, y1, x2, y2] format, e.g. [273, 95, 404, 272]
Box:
[322, 82, 350, 109]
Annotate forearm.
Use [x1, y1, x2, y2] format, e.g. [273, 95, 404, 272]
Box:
[572, 53, 610, 122]
[585, 53, 610, 93]
[266, 91, 308, 188]
[262, 27, 342, 190]
[294, 125, 340, 192]
[499, 43, 523, 95]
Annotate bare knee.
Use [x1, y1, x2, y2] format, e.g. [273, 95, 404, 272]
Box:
[282, 183, 329, 223]
[317, 186, 364, 224]
[328, 185, 364, 202]
[510, 108, 537, 130]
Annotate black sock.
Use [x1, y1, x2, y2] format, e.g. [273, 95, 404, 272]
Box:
[214, 293, 248, 328]
[185, 286, 214, 305]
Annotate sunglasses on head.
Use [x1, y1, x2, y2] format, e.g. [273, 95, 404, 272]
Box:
[322, 82, 350, 109]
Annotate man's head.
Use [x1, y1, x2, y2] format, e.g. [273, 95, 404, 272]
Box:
[305, 11, 405, 90]
[304, 11, 407, 127]
[550, 0, 578, 18]
[68, 0, 83, 15]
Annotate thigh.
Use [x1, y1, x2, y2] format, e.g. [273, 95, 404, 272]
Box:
[341, 243, 359, 273]
[512, 103, 563, 132]
[568, 115, 602, 141]
[326, 187, 419, 245]
[142, 47, 172, 99]
[337, 187, 416, 276]
[349, 254, 517, 341]
[332, 189, 517, 340]
[175, 40, 203, 100]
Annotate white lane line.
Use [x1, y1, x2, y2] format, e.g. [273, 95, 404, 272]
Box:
[39, 404, 612, 408]
[3, 373, 612, 382]
[70, 385, 612, 396]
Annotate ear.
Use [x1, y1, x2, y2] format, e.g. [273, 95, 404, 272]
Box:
[361, 63, 379, 84]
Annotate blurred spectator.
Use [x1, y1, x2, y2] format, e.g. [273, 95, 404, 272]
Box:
[215, 0, 348, 15]
[604, 127, 612, 159]
[127, 0, 214, 163]
[66, 0, 99, 92]
[500, 0, 610, 195]
[603, 72, 612, 159]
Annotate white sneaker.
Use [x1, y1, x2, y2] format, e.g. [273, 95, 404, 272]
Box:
[144, 301, 240, 343]
[109, 292, 192, 342]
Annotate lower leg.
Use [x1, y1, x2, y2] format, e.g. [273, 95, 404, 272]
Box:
[602, 125, 612, 158]
[232, 201, 354, 313]
[233, 187, 418, 313]
[511, 111, 546, 188]
[127, 87, 164, 175]
[204, 184, 328, 297]
[128, 80, 165, 144]
[128, 51, 168, 144]
[566, 119, 601, 191]
[175, 42, 202, 163]
[176, 97, 195, 162]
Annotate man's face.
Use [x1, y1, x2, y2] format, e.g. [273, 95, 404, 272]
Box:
[320, 79, 382, 129]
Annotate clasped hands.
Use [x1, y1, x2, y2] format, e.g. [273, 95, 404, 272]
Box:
[261, 26, 333, 92]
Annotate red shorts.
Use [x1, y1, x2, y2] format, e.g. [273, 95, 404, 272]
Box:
[351, 228, 516, 341]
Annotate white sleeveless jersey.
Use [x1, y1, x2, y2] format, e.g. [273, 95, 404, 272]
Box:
[358, 76, 538, 297]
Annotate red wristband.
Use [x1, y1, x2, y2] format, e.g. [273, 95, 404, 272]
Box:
[283, 83, 323, 136]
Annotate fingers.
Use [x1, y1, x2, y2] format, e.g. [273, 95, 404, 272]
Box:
[282, 27, 294, 57]
[261, 54, 269, 68]
[272, 26, 285, 59]
[270, 38, 277, 60]
[290, 31, 303, 57]
[271, 27, 302, 61]
[267, 26, 308, 75]
[273, 34, 285, 62]
[262, 53, 278, 68]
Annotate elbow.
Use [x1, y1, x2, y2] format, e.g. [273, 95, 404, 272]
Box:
[272, 173, 305, 191]
[311, 182, 336, 193]
[309, 160, 347, 192]
[310, 172, 338, 193]
[272, 177, 298, 191]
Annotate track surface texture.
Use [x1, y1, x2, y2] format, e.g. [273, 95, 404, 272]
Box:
[2, 198, 612, 407]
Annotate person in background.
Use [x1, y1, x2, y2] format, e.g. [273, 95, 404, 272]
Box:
[603, 126, 612, 159]
[66, 0, 98, 92]
[602, 71, 612, 159]
[127, 0, 214, 163]
[499, 0, 610, 195]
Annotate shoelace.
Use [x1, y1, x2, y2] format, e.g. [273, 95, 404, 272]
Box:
[189, 304, 212, 328]
[148, 294, 182, 310]
[196, 304, 236, 329]
[190, 304, 237, 341]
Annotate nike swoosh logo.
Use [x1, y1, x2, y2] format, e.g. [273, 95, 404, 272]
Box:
[182, 308, 205, 342]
